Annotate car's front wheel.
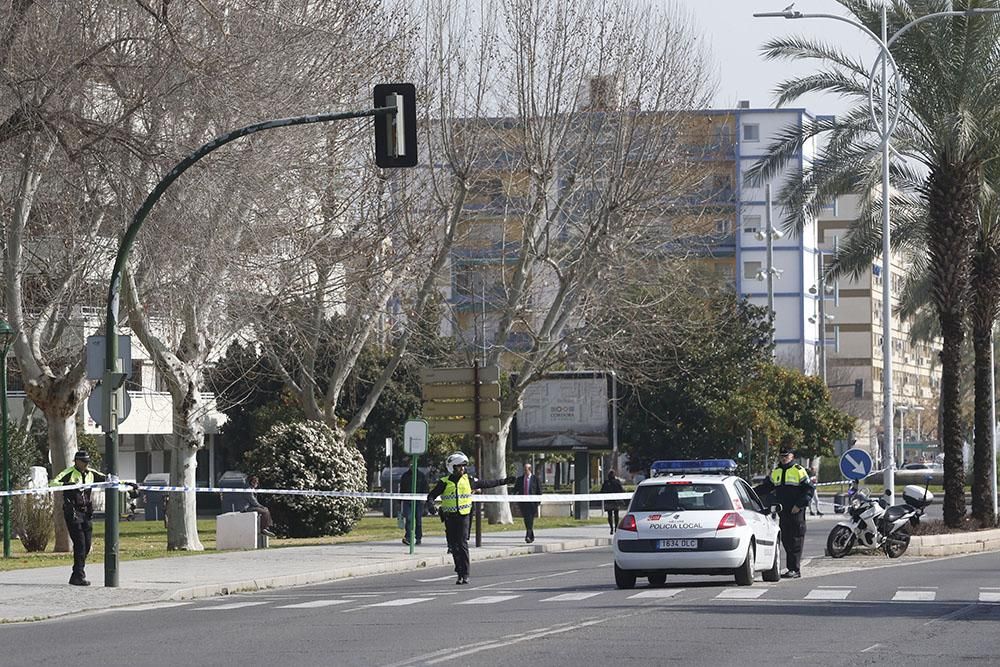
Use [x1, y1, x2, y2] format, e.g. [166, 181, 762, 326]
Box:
[614, 563, 637, 589]
[761, 540, 780, 582]
[734, 545, 755, 586]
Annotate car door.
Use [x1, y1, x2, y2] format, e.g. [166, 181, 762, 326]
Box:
[735, 480, 776, 564]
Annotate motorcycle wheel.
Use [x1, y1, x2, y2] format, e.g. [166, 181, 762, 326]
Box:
[826, 525, 855, 558]
[884, 528, 910, 559]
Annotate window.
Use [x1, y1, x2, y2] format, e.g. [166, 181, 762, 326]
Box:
[630, 484, 733, 512]
[735, 481, 765, 512]
[715, 219, 732, 235]
[742, 124, 760, 142]
[744, 261, 762, 280]
[743, 214, 761, 235]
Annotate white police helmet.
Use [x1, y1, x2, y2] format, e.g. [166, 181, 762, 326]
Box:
[445, 451, 470, 473]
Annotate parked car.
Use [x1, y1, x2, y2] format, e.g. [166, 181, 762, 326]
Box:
[895, 462, 943, 485]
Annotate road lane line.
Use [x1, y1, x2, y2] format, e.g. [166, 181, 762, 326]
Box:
[861, 644, 881, 653]
[979, 591, 1000, 602]
[417, 575, 457, 582]
[459, 595, 521, 605]
[716, 588, 767, 600]
[369, 598, 435, 607]
[276, 600, 351, 609]
[628, 589, 684, 599]
[540, 592, 603, 602]
[474, 570, 579, 590]
[110, 602, 192, 612]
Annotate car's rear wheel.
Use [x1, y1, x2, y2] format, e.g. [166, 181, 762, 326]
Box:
[614, 564, 637, 589]
[734, 545, 755, 586]
[647, 573, 667, 587]
[761, 540, 780, 582]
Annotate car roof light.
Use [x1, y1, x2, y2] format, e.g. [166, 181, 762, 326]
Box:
[651, 459, 738, 476]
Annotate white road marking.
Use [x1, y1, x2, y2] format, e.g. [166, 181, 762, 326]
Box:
[893, 590, 936, 601]
[276, 600, 351, 609]
[979, 591, 1000, 602]
[197, 601, 269, 611]
[369, 598, 435, 607]
[540, 592, 603, 602]
[598, 563, 614, 567]
[459, 595, 521, 605]
[475, 570, 579, 590]
[417, 575, 457, 582]
[806, 588, 851, 600]
[111, 602, 192, 612]
[628, 589, 684, 599]
[861, 644, 881, 653]
[716, 588, 767, 600]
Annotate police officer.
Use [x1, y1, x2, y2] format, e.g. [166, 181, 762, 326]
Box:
[757, 443, 814, 579]
[50, 451, 113, 586]
[427, 452, 514, 585]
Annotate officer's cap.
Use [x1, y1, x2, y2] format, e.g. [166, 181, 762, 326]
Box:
[73, 451, 91, 462]
[779, 446, 796, 456]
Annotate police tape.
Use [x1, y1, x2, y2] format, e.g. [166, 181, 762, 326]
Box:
[0, 481, 633, 504]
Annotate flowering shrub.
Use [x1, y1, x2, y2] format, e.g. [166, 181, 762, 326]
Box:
[244, 420, 367, 537]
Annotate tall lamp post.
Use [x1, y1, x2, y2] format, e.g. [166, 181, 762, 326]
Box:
[756, 183, 783, 467]
[1, 318, 14, 558]
[754, 5, 1000, 504]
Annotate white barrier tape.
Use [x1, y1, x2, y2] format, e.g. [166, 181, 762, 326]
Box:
[813, 467, 887, 488]
[0, 481, 117, 498]
[134, 484, 634, 503]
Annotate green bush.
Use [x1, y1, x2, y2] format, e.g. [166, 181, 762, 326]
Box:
[244, 420, 367, 537]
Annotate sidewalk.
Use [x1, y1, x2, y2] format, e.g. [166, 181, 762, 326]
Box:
[0, 525, 612, 623]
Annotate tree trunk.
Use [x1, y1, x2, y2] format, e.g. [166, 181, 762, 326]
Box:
[46, 412, 78, 553]
[971, 332, 994, 524]
[166, 402, 205, 551]
[940, 317, 967, 526]
[481, 426, 513, 525]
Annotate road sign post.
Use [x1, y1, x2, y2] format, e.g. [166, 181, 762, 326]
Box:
[840, 448, 874, 481]
[402, 420, 428, 556]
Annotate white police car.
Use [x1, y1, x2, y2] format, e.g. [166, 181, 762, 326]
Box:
[612, 459, 781, 589]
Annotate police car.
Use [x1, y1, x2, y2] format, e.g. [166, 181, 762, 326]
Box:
[612, 459, 781, 589]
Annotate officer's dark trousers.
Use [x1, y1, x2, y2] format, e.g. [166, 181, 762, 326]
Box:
[443, 512, 471, 577]
[64, 509, 93, 582]
[779, 510, 807, 572]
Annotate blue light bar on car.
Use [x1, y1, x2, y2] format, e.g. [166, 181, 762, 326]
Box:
[650, 459, 738, 476]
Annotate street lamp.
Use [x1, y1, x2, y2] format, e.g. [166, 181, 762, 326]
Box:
[755, 183, 784, 348]
[754, 4, 1000, 505]
[1, 318, 14, 558]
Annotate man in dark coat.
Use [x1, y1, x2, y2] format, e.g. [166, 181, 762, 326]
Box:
[400, 460, 429, 546]
[512, 463, 542, 543]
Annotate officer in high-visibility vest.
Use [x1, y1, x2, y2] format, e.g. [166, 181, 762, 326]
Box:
[427, 452, 514, 585]
[50, 451, 136, 586]
[756, 443, 815, 579]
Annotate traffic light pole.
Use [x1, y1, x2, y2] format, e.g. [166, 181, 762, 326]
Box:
[102, 105, 401, 587]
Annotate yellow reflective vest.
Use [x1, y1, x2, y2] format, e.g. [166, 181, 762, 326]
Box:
[769, 464, 810, 486]
[438, 475, 473, 515]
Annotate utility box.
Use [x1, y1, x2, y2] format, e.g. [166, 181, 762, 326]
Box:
[218, 470, 248, 514]
[216, 511, 259, 550]
[142, 473, 171, 521]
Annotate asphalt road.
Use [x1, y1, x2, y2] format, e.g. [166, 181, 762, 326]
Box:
[3, 526, 997, 667]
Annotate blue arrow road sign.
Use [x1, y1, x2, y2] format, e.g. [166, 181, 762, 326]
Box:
[840, 448, 873, 480]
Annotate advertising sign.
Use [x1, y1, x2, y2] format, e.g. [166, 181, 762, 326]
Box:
[512, 372, 613, 451]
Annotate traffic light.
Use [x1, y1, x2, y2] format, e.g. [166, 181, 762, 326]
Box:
[854, 378, 864, 398]
[373, 83, 417, 168]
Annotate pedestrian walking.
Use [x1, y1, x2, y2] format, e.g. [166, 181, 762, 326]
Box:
[756, 442, 815, 579]
[600, 470, 626, 534]
[400, 459, 428, 546]
[808, 468, 823, 516]
[427, 451, 514, 584]
[50, 451, 133, 586]
[244, 475, 276, 537]
[511, 463, 542, 543]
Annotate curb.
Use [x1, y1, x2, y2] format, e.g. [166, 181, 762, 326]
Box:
[908, 527, 1000, 557]
[166, 537, 612, 601]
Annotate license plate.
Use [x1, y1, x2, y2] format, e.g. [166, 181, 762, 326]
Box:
[657, 539, 698, 549]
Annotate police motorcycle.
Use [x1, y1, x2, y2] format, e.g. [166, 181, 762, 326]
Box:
[826, 477, 933, 559]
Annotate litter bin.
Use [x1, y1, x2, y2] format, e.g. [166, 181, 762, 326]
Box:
[142, 473, 171, 521]
[218, 470, 248, 514]
[833, 492, 849, 514]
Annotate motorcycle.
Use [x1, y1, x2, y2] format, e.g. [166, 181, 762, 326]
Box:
[826, 477, 934, 559]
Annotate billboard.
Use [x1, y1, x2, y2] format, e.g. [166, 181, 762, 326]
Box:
[512, 372, 613, 451]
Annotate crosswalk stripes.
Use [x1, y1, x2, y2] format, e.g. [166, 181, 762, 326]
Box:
[716, 588, 767, 600]
[627, 589, 684, 599]
[111, 602, 192, 612]
[892, 590, 936, 601]
[805, 588, 852, 601]
[978, 590, 1000, 603]
[276, 600, 352, 609]
[540, 592, 603, 602]
[368, 598, 436, 607]
[197, 601, 269, 611]
[459, 595, 521, 605]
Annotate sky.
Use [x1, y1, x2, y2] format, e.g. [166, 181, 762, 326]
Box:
[678, 0, 875, 116]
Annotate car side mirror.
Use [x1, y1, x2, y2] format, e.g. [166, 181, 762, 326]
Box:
[770, 504, 782, 515]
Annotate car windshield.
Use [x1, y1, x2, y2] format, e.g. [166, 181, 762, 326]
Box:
[630, 483, 733, 512]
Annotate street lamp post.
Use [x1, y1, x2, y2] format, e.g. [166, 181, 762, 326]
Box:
[753, 4, 1000, 504]
[1, 318, 14, 558]
[756, 183, 784, 347]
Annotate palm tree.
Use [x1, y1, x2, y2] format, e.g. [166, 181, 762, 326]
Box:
[746, 1, 1000, 527]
